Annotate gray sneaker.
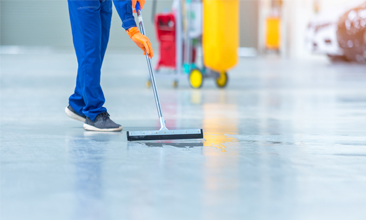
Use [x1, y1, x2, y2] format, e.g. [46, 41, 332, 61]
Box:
[83, 112, 123, 132]
[65, 105, 86, 122]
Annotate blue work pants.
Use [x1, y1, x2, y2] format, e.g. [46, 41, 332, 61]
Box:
[68, 0, 112, 121]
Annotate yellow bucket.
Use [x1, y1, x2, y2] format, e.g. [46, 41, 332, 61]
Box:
[203, 0, 239, 72]
[265, 17, 281, 50]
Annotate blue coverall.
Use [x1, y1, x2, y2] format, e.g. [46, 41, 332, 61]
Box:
[68, 0, 136, 121]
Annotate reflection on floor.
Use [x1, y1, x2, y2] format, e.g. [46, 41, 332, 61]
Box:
[1, 52, 366, 220]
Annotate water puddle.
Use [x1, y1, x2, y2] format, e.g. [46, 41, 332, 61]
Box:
[203, 133, 239, 152]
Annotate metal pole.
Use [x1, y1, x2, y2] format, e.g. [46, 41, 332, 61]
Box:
[185, 0, 192, 70]
[176, 0, 183, 76]
[136, 9, 167, 130]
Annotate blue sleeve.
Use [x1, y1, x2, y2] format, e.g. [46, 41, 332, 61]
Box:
[113, 0, 137, 30]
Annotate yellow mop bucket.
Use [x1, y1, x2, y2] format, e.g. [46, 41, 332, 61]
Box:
[265, 17, 281, 50]
[203, 0, 239, 73]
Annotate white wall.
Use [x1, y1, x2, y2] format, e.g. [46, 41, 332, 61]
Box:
[283, 0, 314, 58]
[319, 0, 364, 10]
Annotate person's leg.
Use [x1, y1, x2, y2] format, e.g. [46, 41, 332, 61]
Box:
[100, 0, 112, 63]
[67, 0, 88, 116]
[67, 0, 107, 121]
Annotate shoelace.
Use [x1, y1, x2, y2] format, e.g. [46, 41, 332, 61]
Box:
[98, 112, 110, 121]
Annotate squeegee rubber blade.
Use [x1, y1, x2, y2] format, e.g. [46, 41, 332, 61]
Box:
[127, 130, 203, 141]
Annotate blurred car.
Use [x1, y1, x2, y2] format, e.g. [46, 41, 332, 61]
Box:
[306, 8, 346, 61]
[337, 2, 366, 63]
[306, 1, 366, 63]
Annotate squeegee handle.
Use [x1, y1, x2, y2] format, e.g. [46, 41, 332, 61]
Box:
[135, 2, 144, 35]
[135, 2, 166, 129]
[135, 1, 141, 11]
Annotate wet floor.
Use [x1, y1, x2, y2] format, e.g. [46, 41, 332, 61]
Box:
[1, 51, 366, 220]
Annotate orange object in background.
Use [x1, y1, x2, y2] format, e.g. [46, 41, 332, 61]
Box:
[265, 17, 281, 50]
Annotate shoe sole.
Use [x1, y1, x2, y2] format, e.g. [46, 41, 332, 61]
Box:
[83, 123, 123, 132]
[65, 107, 85, 122]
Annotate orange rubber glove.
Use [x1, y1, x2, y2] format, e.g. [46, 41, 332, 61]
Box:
[127, 27, 154, 59]
[132, 0, 145, 13]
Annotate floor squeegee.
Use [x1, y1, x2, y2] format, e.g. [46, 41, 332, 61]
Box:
[126, 2, 204, 141]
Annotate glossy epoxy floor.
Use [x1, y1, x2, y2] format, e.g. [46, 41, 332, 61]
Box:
[1, 52, 366, 220]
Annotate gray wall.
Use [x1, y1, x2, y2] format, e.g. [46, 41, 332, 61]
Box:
[1, 0, 259, 49]
[0, 0, 174, 48]
[240, 0, 259, 49]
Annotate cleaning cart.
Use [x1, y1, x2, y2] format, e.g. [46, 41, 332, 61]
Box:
[149, 0, 239, 89]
